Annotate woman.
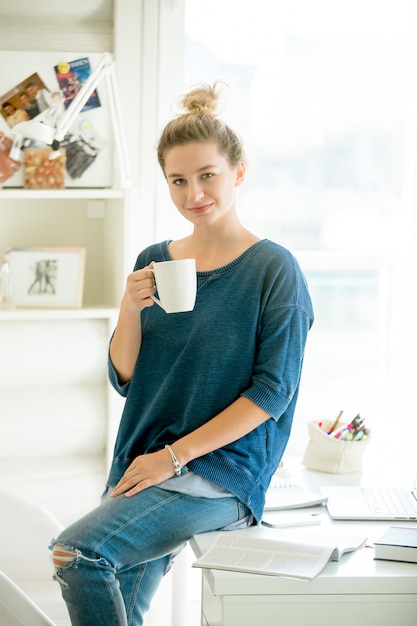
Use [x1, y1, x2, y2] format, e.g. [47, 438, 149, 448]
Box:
[51, 82, 314, 626]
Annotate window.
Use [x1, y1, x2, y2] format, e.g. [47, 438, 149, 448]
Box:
[183, 0, 417, 470]
[149, 0, 416, 472]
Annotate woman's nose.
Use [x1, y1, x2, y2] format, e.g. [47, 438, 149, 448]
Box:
[187, 181, 204, 202]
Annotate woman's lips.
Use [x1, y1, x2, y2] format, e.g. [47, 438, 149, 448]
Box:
[187, 203, 212, 215]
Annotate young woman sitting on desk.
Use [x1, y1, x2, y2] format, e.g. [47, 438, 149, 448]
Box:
[50, 81, 314, 626]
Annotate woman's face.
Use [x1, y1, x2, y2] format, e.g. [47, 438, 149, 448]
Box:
[164, 141, 245, 228]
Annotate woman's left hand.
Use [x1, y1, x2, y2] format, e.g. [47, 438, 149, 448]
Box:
[110, 448, 175, 498]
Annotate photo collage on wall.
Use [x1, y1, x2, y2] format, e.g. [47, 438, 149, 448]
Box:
[0, 57, 107, 188]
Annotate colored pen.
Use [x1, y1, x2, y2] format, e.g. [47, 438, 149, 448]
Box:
[331, 422, 352, 438]
[327, 410, 343, 434]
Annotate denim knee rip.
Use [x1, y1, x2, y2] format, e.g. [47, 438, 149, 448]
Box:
[49, 539, 107, 588]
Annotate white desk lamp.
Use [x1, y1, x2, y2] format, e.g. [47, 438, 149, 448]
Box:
[12, 53, 131, 188]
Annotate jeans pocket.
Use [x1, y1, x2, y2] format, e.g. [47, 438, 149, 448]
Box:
[237, 500, 250, 520]
[221, 499, 253, 530]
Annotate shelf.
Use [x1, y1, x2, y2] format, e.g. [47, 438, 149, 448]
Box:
[0, 306, 118, 321]
[0, 188, 125, 200]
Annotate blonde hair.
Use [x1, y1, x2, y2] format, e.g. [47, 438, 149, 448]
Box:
[157, 81, 245, 173]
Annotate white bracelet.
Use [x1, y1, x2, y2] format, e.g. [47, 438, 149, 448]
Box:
[165, 444, 189, 476]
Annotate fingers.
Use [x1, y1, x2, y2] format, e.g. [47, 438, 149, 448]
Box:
[111, 471, 150, 498]
[110, 450, 175, 498]
[124, 263, 156, 311]
[111, 461, 146, 498]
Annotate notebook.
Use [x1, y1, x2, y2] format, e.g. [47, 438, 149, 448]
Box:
[264, 475, 328, 511]
[322, 479, 417, 521]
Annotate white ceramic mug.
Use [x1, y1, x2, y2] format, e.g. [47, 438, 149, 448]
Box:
[151, 258, 197, 313]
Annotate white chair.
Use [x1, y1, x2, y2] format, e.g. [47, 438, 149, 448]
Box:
[0, 570, 56, 626]
[0, 488, 70, 625]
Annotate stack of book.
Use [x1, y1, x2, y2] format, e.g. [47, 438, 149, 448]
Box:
[374, 526, 417, 563]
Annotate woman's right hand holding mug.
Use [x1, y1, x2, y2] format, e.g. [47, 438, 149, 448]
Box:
[123, 262, 156, 313]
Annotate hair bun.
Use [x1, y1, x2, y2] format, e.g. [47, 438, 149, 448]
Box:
[181, 82, 223, 116]
[157, 79, 245, 171]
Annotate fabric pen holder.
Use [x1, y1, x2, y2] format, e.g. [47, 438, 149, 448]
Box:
[302, 420, 369, 474]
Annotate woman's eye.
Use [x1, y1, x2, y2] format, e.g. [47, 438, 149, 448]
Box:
[173, 178, 186, 185]
[201, 172, 213, 180]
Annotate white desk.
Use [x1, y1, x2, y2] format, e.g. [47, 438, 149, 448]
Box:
[190, 463, 417, 626]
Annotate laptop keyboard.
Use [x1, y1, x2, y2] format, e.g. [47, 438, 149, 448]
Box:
[362, 487, 417, 516]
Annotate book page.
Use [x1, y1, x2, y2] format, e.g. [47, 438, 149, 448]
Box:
[193, 533, 336, 580]
[193, 531, 367, 580]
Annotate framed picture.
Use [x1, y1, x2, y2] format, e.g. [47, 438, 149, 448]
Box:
[8, 247, 86, 308]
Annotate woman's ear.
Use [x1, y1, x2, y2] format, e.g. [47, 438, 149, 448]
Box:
[235, 161, 246, 188]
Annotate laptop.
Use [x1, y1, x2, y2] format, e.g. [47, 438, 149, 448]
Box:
[322, 477, 417, 521]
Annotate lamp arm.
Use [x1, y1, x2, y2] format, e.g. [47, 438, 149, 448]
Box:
[103, 65, 131, 189]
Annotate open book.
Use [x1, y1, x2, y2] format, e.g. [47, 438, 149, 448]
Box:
[193, 530, 367, 580]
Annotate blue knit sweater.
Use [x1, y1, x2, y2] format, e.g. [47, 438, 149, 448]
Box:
[107, 239, 313, 522]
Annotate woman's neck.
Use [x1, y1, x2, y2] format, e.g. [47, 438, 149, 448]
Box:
[169, 221, 260, 271]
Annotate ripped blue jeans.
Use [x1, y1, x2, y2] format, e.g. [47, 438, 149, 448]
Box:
[50, 485, 249, 626]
